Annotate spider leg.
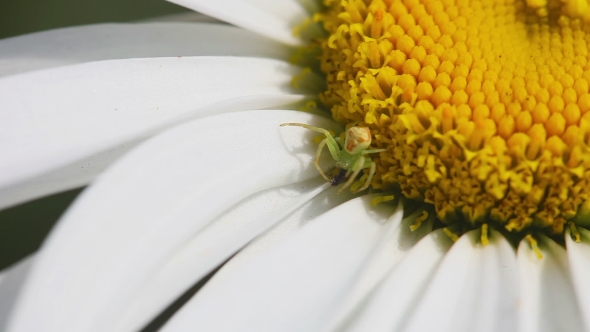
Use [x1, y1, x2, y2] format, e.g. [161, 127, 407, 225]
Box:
[280, 122, 341, 160]
[338, 156, 366, 194]
[361, 148, 386, 155]
[315, 138, 331, 181]
[353, 160, 376, 193]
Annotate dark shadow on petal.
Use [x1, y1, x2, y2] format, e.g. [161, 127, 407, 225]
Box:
[140, 263, 223, 332]
[0, 188, 82, 270]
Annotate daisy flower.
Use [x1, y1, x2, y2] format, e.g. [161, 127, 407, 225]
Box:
[2, 0, 590, 331]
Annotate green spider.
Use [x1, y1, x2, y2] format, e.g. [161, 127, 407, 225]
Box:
[280, 122, 385, 193]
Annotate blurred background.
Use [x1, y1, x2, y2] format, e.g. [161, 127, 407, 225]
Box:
[0, 0, 189, 39]
[0, 0, 190, 269]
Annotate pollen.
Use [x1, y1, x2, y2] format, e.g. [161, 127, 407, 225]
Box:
[315, 0, 590, 238]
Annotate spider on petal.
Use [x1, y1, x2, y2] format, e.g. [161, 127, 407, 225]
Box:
[280, 123, 385, 193]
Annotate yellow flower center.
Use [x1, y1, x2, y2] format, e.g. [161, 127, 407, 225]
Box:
[315, 0, 590, 238]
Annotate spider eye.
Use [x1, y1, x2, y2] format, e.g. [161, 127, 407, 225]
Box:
[344, 126, 371, 154]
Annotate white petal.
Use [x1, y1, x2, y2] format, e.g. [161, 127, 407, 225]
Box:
[0, 256, 34, 331]
[168, 0, 309, 45]
[325, 206, 436, 330]
[402, 230, 518, 332]
[0, 56, 308, 209]
[343, 229, 452, 332]
[140, 12, 225, 24]
[7, 110, 339, 332]
[197, 178, 357, 275]
[566, 226, 590, 330]
[113, 176, 331, 331]
[0, 22, 291, 77]
[517, 235, 583, 332]
[162, 195, 402, 332]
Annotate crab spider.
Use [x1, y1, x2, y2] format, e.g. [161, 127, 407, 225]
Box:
[280, 122, 385, 193]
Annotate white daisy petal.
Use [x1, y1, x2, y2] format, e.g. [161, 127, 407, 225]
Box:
[161, 195, 402, 332]
[168, 0, 309, 45]
[0, 256, 34, 331]
[212, 202, 431, 332]
[402, 230, 518, 332]
[566, 226, 590, 331]
[114, 176, 331, 331]
[195, 181, 357, 277]
[343, 229, 453, 332]
[517, 235, 583, 332]
[7, 110, 338, 332]
[0, 22, 291, 77]
[140, 12, 225, 24]
[0, 56, 308, 209]
[325, 206, 436, 331]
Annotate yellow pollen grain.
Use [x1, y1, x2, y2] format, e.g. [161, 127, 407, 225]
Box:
[480, 223, 489, 246]
[371, 194, 396, 207]
[317, 0, 590, 236]
[410, 210, 429, 231]
[569, 222, 582, 243]
[313, 134, 325, 145]
[443, 227, 460, 242]
[350, 180, 363, 192]
[526, 234, 544, 259]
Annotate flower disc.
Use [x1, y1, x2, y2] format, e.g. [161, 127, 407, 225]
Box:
[317, 0, 590, 236]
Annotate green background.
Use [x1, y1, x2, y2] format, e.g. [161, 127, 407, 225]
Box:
[0, 0, 189, 269]
[0, 0, 188, 39]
